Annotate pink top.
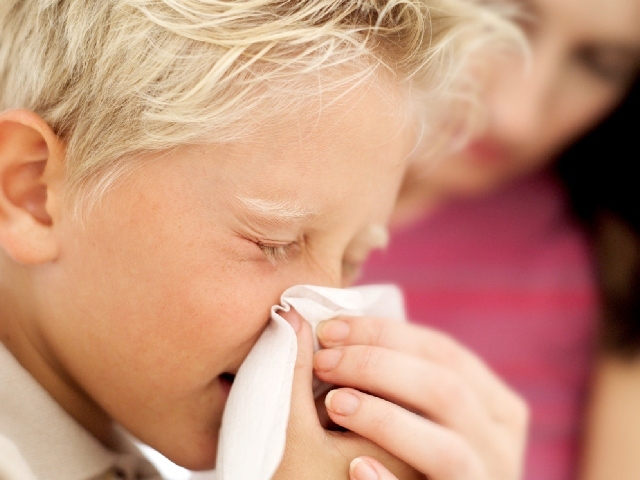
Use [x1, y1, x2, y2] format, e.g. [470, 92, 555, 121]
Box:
[359, 170, 600, 480]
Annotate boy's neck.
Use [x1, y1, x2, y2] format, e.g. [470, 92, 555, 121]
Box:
[0, 263, 115, 448]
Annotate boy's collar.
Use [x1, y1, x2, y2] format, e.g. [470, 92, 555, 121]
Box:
[0, 344, 161, 480]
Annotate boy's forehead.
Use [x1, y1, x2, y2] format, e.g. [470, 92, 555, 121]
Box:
[235, 193, 390, 248]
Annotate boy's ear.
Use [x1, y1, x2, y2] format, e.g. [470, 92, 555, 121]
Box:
[0, 109, 65, 264]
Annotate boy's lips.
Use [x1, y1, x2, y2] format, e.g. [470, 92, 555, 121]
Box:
[219, 372, 235, 395]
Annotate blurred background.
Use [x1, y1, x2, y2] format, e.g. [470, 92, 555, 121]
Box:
[358, 0, 640, 477]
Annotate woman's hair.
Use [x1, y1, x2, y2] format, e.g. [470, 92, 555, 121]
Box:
[0, 0, 524, 213]
[557, 78, 640, 357]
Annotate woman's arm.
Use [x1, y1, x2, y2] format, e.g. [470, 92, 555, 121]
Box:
[580, 354, 640, 480]
[275, 312, 529, 480]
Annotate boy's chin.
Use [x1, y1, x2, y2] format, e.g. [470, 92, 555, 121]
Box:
[148, 416, 222, 471]
[157, 374, 236, 471]
[165, 437, 220, 472]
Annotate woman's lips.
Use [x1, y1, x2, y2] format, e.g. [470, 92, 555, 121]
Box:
[466, 139, 511, 167]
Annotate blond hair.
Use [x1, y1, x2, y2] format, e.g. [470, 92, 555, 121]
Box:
[0, 0, 524, 213]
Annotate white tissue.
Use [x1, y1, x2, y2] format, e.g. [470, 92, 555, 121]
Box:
[211, 284, 406, 480]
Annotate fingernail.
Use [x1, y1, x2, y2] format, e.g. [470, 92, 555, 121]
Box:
[314, 348, 342, 371]
[317, 319, 350, 344]
[325, 389, 359, 416]
[350, 458, 378, 480]
[283, 311, 300, 332]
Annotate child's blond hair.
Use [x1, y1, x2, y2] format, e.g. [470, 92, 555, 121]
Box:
[0, 0, 523, 214]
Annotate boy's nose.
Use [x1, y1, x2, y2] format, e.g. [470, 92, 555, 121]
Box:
[293, 255, 344, 290]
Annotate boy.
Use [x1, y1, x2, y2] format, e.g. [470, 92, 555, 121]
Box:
[0, 1, 527, 478]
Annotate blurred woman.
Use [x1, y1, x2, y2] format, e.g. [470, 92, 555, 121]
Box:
[359, 0, 640, 478]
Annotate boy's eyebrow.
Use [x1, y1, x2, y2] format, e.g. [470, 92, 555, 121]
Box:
[236, 196, 319, 225]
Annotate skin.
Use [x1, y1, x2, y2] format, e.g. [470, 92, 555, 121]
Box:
[379, 0, 640, 478]
[578, 215, 640, 480]
[0, 76, 530, 478]
[0, 81, 411, 470]
[580, 356, 640, 480]
[275, 312, 528, 479]
[317, 316, 528, 479]
[394, 0, 640, 226]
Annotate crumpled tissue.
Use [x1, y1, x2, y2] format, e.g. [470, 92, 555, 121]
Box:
[207, 283, 406, 480]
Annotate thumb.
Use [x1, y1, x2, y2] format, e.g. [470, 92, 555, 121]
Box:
[280, 308, 319, 425]
[273, 309, 325, 479]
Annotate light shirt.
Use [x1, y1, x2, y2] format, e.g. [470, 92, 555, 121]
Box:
[0, 344, 161, 480]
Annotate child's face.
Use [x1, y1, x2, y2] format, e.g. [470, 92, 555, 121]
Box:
[36, 85, 412, 468]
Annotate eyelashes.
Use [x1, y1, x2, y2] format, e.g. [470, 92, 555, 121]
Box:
[255, 236, 306, 265]
[257, 242, 294, 265]
[576, 48, 640, 86]
[253, 237, 368, 285]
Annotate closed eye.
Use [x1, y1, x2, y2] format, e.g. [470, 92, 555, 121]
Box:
[258, 243, 291, 264]
[575, 46, 640, 86]
[256, 239, 303, 265]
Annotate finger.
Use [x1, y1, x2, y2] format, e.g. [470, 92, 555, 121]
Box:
[280, 311, 420, 480]
[281, 309, 322, 429]
[319, 343, 528, 480]
[317, 316, 521, 421]
[350, 457, 399, 480]
[314, 345, 491, 436]
[274, 310, 327, 478]
[327, 388, 487, 480]
[317, 316, 501, 391]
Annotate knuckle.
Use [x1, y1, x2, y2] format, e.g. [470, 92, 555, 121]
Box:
[433, 435, 484, 480]
[356, 346, 383, 378]
[501, 392, 530, 434]
[294, 349, 311, 371]
[361, 317, 388, 346]
[366, 402, 396, 435]
[430, 373, 471, 415]
[514, 395, 530, 429]
[490, 440, 525, 480]
[425, 330, 467, 368]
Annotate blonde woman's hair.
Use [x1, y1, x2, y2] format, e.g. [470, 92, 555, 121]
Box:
[0, 0, 524, 213]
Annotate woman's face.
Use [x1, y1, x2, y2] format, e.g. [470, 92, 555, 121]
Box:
[414, 0, 640, 199]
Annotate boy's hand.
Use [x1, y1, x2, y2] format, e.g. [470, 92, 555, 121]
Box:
[273, 313, 422, 479]
[311, 315, 529, 480]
